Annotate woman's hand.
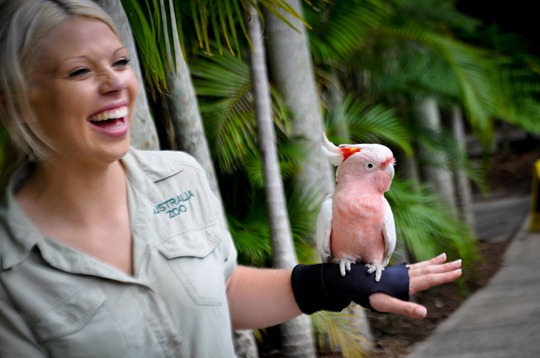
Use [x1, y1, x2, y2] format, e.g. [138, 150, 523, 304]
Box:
[369, 253, 462, 318]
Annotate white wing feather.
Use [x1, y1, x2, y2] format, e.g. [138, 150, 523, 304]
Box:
[381, 197, 396, 266]
[316, 194, 333, 262]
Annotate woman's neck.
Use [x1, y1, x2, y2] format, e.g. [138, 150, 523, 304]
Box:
[15, 159, 128, 226]
[15, 158, 134, 275]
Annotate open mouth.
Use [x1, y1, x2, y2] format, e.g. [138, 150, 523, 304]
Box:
[89, 106, 128, 129]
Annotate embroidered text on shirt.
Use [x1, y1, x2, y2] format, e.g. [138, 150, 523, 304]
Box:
[153, 190, 195, 219]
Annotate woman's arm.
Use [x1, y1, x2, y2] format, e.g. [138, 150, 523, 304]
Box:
[227, 266, 301, 329]
[227, 253, 462, 329]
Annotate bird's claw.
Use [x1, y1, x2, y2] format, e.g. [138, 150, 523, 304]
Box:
[366, 263, 384, 282]
[338, 258, 355, 276]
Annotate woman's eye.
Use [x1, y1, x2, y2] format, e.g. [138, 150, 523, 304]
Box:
[114, 58, 130, 68]
[68, 67, 90, 78]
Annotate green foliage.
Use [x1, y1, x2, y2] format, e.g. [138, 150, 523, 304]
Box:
[306, 0, 540, 150]
[324, 94, 412, 155]
[311, 307, 373, 358]
[191, 47, 292, 172]
[121, 0, 307, 97]
[190, 50, 259, 174]
[185, 0, 505, 275]
[305, 0, 389, 63]
[392, 0, 481, 33]
[121, 0, 169, 95]
[228, 204, 273, 267]
[191, 45, 316, 266]
[387, 179, 478, 265]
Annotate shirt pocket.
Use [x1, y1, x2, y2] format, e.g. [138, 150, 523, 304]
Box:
[32, 287, 129, 357]
[157, 227, 227, 306]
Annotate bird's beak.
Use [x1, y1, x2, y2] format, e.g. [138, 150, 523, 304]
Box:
[384, 162, 395, 178]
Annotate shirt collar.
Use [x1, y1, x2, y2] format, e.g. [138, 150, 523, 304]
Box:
[0, 148, 189, 269]
[0, 162, 43, 269]
[0, 147, 185, 271]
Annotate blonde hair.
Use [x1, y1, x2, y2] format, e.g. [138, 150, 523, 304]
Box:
[0, 0, 119, 182]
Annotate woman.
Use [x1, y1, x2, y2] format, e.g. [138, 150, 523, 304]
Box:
[0, 0, 462, 356]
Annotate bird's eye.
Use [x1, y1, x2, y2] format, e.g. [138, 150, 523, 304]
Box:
[366, 163, 375, 169]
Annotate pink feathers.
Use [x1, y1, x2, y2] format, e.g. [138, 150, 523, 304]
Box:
[317, 132, 396, 281]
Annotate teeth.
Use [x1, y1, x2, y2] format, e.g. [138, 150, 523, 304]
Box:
[90, 106, 128, 122]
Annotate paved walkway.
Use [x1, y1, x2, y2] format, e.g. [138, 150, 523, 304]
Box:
[407, 195, 540, 358]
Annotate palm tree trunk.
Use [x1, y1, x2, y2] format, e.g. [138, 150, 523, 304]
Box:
[416, 98, 457, 213]
[247, 4, 316, 356]
[97, 0, 159, 150]
[263, 0, 334, 205]
[157, 0, 221, 198]
[263, 2, 377, 355]
[155, 2, 259, 355]
[451, 105, 475, 229]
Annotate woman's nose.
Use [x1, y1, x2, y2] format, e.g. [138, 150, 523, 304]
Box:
[99, 70, 126, 94]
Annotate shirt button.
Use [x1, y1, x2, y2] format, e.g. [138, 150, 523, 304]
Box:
[138, 286, 146, 294]
[65, 313, 78, 325]
[167, 338, 180, 350]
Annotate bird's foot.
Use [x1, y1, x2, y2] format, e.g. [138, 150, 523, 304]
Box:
[365, 263, 385, 282]
[337, 257, 356, 277]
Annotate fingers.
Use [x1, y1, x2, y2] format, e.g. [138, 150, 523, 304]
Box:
[409, 258, 462, 279]
[368, 253, 463, 319]
[369, 293, 427, 319]
[407, 253, 462, 295]
[410, 267, 463, 295]
[408, 252, 447, 270]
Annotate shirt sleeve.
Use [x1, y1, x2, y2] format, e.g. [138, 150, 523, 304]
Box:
[222, 229, 238, 280]
[207, 184, 238, 281]
[0, 290, 47, 357]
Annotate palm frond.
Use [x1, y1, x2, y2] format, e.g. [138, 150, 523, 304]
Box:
[460, 24, 535, 60]
[372, 26, 498, 147]
[370, 44, 461, 102]
[123, 0, 308, 97]
[285, 185, 321, 262]
[191, 50, 258, 173]
[191, 45, 293, 175]
[188, 0, 246, 56]
[228, 207, 273, 267]
[121, 0, 168, 94]
[324, 94, 412, 155]
[489, 58, 540, 134]
[392, 0, 481, 33]
[311, 308, 372, 357]
[305, 0, 389, 63]
[387, 179, 479, 265]
[501, 97, 540, 134]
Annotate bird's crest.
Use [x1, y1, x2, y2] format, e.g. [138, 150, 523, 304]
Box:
[322, 131, 361, 166]
[321, 132, 344, 166]
[340, 147, 361, 162]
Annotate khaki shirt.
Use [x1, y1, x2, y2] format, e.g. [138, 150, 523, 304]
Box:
[0, 148, 238, 357]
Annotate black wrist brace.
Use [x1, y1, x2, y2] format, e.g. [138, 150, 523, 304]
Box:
[291, 263, 409, 314]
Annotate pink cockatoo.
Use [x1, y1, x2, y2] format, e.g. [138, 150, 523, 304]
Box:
[317, 132, 396, 282]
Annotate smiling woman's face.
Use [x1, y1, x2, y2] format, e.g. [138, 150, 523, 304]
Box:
[28, 15, 138, 165]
